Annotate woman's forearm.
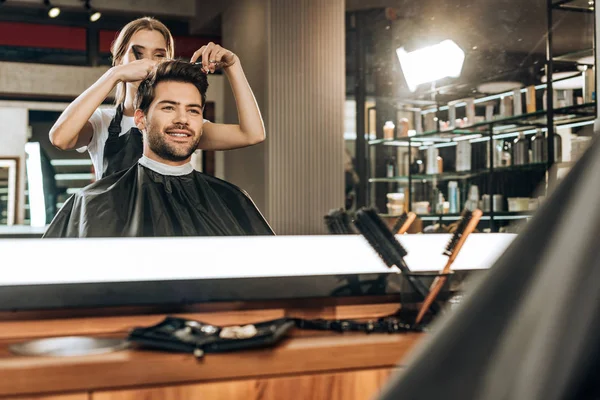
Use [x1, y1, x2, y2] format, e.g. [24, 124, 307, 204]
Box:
[223, 58, 266, 144]
[49, 67, 121, 150]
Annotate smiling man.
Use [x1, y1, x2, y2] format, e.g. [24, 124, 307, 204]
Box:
[43, 60, 273, 238]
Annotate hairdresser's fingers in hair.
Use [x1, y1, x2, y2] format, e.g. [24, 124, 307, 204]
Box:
[191, 46, 207, 73]
[202, 42, 217, 72]
[210, 49, 228, 72]
[190, 46, 205, 63]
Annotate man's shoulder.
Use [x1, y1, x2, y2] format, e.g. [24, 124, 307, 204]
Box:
[75, 167, 132, 198]
[193, 171, 250, 197]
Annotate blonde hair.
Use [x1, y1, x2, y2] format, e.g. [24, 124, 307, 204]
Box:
[111, 17, 175, 105]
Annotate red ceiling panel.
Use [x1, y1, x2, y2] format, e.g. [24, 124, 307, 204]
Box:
[0, 22, 86, 51]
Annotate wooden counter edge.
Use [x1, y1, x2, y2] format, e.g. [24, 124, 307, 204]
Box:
[0, 331, 426, 397]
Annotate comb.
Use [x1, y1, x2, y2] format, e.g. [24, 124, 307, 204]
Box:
[415, 208, 483, 324]
[354, 208, 439, 314]
[324, 209, 354, 234]
[391, 212, 417, 235]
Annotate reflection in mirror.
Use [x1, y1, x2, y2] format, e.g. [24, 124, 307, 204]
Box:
[345, 0, 596, 236]
[0, 0, 595, 238]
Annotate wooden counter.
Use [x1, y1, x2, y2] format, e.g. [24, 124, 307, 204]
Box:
[0, 298, 426, 400]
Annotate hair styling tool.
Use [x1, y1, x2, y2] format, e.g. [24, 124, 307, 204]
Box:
[324, 208, 355, 234]
[391, 212, 417, 235]
[415, 208, 483, 325]
[353, 207, 439, 314]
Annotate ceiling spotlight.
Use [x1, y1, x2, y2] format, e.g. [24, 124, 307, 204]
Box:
[44, 0, 60, 18]
[85, 0, 101, 22]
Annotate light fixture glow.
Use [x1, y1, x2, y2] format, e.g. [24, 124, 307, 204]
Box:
[397, 40, 465, 92]
[44, 0, 60, 17]
[90, 11, 101, 22]
[48, 6, 60, 17]
[85, 0, 101, 22]
[25, 142, 47, 228]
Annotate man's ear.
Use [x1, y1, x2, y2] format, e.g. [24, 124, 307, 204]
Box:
[134, 109, 146, 131]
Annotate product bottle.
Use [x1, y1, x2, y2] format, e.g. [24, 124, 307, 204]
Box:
[554, 132, 563, 163]
[386, 154, 397, 178]
[383, 121, 395, 140]
[502, 140, 512, 166]
[436, 191, 445, 214]
[531, 129, 547, 163]
[513, 132, 529, 165]
[456, 141, 472, 172]
[448, 181, 459, 214]
[410, 148, 424, 174]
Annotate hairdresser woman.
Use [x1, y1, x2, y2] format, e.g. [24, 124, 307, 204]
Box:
[49, 17, 264, 180]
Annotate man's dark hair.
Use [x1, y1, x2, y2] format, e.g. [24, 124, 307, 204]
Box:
[135, 59, 209, 114]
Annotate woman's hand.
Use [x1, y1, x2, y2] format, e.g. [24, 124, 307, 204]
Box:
[114, 59, 158, 82]
[191, 42, 238, 74]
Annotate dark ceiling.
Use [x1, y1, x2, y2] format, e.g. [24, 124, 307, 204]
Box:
[0, 0, 594, 101]
[344, 0, 595, 100]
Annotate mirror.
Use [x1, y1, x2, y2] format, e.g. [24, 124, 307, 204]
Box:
[0, 0, 595, 239]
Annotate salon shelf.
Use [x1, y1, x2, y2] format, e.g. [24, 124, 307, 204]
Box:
[367, 104, 596, 145]
[553, 48, 594, 63]
[418, 103, 596, 139]
[380, 211, 534, 223]
[416, 211, 535, 222]
[551, 0, 594, 12]
[368, 163, 548, 184]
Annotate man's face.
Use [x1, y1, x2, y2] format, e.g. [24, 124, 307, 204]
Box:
[137, 81, 204, 164]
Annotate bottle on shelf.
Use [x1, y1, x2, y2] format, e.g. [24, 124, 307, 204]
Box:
[436, 190, 445, 214]
[465, 185, 480, 211]
[487, 139, 504, 168]
[409, 148, 424, 174]
[502, 140, 512, 167]
[448, 181, 460, 214]
[386, 154, 397, 178]
[513, 132, 529, 166]
[426, 147, 439, 174]
[383, 121, 395, 140]
[554, 132, 563, 163]
[456, 140, 472, 172]
[531, 129, 547, 163]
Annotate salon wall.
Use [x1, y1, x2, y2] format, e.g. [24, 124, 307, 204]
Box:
[0, 62, 109, 99]
[221, 0, 345, 235]
[0, 107, 27, 224]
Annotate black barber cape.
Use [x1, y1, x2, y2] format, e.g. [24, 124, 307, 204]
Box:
[43, 161, 274, 237]
[379, 132, 600, 400]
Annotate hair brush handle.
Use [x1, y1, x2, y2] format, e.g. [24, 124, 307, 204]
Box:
[414, 209, 483, 325]
[396, 212, 416, 235]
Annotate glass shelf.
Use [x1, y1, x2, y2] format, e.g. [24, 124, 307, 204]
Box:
[367, 103, 596, 145]
[553, 48, 594, 63]
[416, 211, 534, 222]
[552, 0, 594, 12]
[368, 163, 548, 183]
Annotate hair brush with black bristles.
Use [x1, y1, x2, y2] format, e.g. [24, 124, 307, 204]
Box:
[353, 207, 439, 314]
[443, 209, 474, 257]
[391, 211, 417, 235]
[415, 208, 483, 325]
[324, 208, 355, 234]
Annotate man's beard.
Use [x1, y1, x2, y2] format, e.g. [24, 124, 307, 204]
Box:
[146, 123, 202, 162]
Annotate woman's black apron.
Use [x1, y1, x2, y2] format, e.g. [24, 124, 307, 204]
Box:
[101, 104, 144, 179]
